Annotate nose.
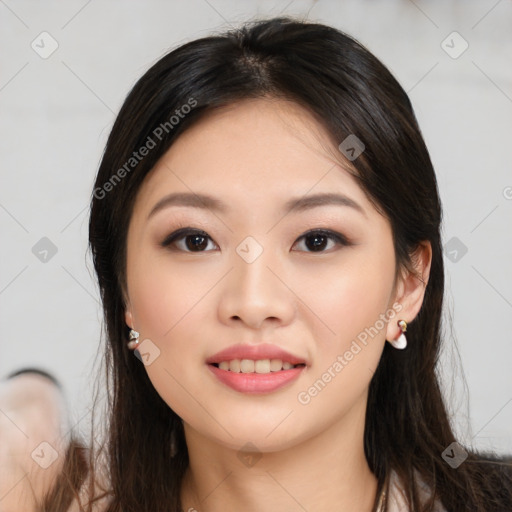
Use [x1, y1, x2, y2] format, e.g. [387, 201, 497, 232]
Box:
[217, 245, 296, 331]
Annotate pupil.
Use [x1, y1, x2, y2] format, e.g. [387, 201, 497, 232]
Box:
[307, 234, 326, 251]
[187, 234, 207, 251]
[184, 233, 327, 252]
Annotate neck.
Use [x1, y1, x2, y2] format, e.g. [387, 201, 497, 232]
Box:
[180, 399, 379, 512]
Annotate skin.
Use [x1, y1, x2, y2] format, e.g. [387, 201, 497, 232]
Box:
[0, 374, 108, 512]
[0, 374, 69, 511]
[124, 97, 432, 512]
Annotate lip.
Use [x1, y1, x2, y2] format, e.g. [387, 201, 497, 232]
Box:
[206, 343, 307, 395]
[207, 364, 305, 394]
[206, 343, 307, 366]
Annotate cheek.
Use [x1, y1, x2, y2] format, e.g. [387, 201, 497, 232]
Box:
[128, 251, 212, 340]
[293, 250, 395, 409]
[127, 252, 221, 374]
[127, 260, 214, 422]
[295, 254, 395, 348]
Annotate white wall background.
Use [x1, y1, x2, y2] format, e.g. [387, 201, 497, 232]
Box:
[1, 0, 511, 455]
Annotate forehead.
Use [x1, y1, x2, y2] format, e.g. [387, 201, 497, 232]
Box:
[133, 97, 369, 216]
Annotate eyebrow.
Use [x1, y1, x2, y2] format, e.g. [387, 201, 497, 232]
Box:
[147, 191, 366, 220]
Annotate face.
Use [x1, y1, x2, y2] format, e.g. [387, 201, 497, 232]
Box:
[124, 97, 404, 453]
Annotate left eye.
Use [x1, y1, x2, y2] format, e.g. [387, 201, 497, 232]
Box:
[161, 228, 350, 253]
[294, 229, 350, 252]
[161, 228, 217, 252]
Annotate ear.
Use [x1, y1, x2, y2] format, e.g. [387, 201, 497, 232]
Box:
[123, 285, 135, 328]
[386, 241, 432, 341]
[125, 305, 134, 329]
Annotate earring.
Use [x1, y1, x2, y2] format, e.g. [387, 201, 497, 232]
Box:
[389, 319, 407, 350]
[127, 328, 140, 350]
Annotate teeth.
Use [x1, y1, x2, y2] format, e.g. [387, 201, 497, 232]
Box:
[270, 359, 282, 371]
[255, 360, 270, 373]
[214, 359, 301, 373]
[240, 359, 254, 373]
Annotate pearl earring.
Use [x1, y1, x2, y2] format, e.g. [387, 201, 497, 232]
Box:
[389, 319, 407, 350]
[127, 328, 140, 350]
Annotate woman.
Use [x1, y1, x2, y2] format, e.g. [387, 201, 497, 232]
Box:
[2, 15, 511, 512]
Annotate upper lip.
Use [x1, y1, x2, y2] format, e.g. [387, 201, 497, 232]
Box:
[206, 343, 307, 366]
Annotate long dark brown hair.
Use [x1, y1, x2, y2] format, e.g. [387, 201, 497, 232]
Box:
[38, 15, 512, 512]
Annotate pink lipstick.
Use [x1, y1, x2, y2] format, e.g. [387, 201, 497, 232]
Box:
[206, 343, 307, 394]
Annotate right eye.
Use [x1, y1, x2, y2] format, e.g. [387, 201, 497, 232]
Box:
[161, 228, 218, 253]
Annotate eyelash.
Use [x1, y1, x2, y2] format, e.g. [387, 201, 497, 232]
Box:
[160, 227, 352, 253]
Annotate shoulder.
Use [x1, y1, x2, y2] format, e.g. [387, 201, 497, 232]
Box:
[469, 452, 512, 502]
[386, 455, 512, 512]
[65, 482, 112, 512]
[66, 472, 112, 512]
[386, 469, 446, 512]
[66, 454, 113, 512]
[67, 496, 110, 512]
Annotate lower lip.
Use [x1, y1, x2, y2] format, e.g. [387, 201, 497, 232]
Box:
[207, 364, 304, 394]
